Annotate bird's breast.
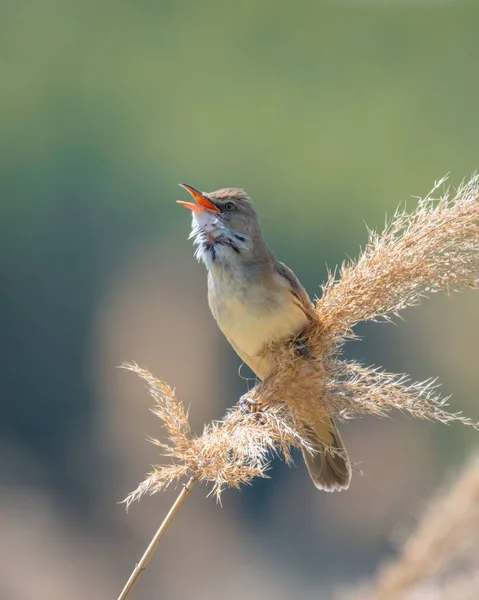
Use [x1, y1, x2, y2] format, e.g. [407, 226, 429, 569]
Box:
[208, 272, 308, 378]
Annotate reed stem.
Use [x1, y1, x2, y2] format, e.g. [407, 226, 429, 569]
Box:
[117, 476, 196, 600]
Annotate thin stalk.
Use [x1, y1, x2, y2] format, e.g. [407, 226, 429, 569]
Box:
[117, 476, 196, 600]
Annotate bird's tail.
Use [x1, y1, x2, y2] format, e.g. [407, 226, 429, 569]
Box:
[301, 416, 351, 492]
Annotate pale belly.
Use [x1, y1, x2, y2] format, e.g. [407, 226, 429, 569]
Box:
[210, 293, 309, 379]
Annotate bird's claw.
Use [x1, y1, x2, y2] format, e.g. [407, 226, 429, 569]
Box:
[239, 394, 258, 414]
[239, 395, 267, 424]
[293, 339, 315, 360]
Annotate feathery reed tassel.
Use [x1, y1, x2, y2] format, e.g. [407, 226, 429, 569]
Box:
[119, 175, 479, 598]
[344, 455, 479, 600]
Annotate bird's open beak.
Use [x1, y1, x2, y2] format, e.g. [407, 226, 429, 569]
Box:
[176, 184, 220, 213]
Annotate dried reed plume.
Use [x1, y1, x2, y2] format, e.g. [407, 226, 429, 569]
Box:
[318, 175, 478, 336]
[123, 363, 302, 503]
[126, 175, 479, 504]
[118, 175, 479, 599]
[345, 454, 479, 600]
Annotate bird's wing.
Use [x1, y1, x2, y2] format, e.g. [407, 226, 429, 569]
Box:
[274, 261, 317, 321]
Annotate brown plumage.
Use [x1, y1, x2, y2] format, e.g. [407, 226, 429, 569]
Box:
[178, 184, 351, 491]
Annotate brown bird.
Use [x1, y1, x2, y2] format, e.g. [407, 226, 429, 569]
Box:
[177, 184, 351, 491]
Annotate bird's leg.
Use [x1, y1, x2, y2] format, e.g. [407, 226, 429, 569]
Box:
[238, 394, 266, 425]
[293, 338, 315, 360]
[239, 393, 267, 424]
[239, 393, 259, 414]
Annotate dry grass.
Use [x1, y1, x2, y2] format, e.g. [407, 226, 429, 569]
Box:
[123, 364, 304, 504]
[343, 455, 479, 600]
[423, 568, 479, 600]
[125, 175, 479, 503]
[317, 175, 479, 339]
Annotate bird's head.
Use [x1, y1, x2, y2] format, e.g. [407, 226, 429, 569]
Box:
[177, 184, 265, 268]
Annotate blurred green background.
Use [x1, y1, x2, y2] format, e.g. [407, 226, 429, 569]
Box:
[1, 1, 478, 598]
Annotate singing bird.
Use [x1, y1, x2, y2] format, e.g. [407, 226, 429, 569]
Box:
[177, 184, 351, 492]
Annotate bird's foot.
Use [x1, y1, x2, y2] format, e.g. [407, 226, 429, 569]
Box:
[239, 394, 259, 414]
[293, 339, 315, 360]
[239, 394, 267, 424]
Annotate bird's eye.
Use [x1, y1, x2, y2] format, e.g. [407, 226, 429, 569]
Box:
[223, 202, 235, 211]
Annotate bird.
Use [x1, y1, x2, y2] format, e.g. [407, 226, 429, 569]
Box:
[177, 184, 351, 492]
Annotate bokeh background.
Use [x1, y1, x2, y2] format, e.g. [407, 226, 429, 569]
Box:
[1, 1, 478, 598]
